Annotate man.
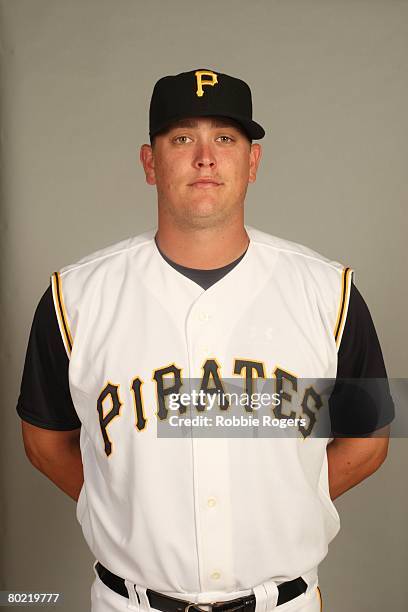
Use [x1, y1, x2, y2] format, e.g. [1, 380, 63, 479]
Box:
[17, 69, 394, 612]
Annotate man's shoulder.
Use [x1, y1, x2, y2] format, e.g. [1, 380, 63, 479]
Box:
[56, 228, 156, 279]
[247, 225, 347, 275]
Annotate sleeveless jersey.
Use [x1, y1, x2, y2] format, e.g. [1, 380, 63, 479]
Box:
[50, 225, 353, 600]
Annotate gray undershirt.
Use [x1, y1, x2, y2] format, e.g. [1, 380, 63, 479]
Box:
[155, 237, 248, 290]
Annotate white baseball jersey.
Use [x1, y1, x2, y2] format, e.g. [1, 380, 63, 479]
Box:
[50, 225, 353, 602]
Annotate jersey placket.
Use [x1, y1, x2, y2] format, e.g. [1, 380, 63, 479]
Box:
[185, 294, 236, 598]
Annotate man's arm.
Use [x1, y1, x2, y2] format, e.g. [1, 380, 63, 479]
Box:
[327, 281, 394, 500]
[327, 425, 390, 500]
[16, 286, 84, 501]
[21, 421, 83, 502]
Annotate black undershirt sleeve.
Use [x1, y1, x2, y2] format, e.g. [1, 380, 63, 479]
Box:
[16, 285, 81, 431]
[329, 282, 395, 435]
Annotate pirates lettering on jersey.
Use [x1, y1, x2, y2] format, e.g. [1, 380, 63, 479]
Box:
[130, 377, 147, 432]
[273, 367, 298, 420]
[198, 358, 229, 411]
[233, 359, 266, 412]
[300, 386, 323, 439]
[153, 363, 183, 420]
[97, 382, 123, 457]
[96, 359, 324, 456]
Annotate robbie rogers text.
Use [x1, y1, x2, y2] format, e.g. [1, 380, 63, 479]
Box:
[168, 414, 307, 428]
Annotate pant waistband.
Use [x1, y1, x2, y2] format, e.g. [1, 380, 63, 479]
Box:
[94, 562, 314, 611]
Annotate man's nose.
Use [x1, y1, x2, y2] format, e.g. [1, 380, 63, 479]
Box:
[193, 142, 216, 169]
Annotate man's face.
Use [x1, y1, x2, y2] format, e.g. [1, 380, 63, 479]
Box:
[140, 116, 262, 230]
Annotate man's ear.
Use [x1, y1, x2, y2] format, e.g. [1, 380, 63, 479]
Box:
[248, 143, 262, 183]
[140, 144, 156, 185]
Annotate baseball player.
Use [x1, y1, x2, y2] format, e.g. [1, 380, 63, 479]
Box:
[17, 69, 394, 612]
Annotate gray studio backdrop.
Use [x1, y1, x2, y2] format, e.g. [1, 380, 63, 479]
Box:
[1, 1, 407, 611]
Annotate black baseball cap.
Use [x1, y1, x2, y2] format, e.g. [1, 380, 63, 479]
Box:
[149, 68, 265, 141]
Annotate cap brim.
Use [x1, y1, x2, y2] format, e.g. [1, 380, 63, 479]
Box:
[228, 115, 265, 140]
[150, 112, 265, 140]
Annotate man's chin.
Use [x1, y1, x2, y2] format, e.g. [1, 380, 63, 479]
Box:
[177, 206, 231, 230]
[161, 196, 239, 230]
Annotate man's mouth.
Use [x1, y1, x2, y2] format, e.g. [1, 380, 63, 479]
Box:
[189, 178, 222, 188]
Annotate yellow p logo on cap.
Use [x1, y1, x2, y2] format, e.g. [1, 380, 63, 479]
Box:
[195, 70, 218, 97]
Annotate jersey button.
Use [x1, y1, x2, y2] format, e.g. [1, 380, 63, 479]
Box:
[211, 571, 221, 580]
[198, 311, 210, 322]
[207, 497, 217, 507]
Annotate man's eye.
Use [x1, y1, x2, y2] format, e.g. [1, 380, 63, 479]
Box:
[217, 136, 233, 143]
[173, 136, 192, 144]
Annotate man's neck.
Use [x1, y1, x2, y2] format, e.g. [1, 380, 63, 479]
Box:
[155, 222, 249, 270]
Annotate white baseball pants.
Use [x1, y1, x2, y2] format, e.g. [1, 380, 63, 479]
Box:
[90, 563, 323, 612]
